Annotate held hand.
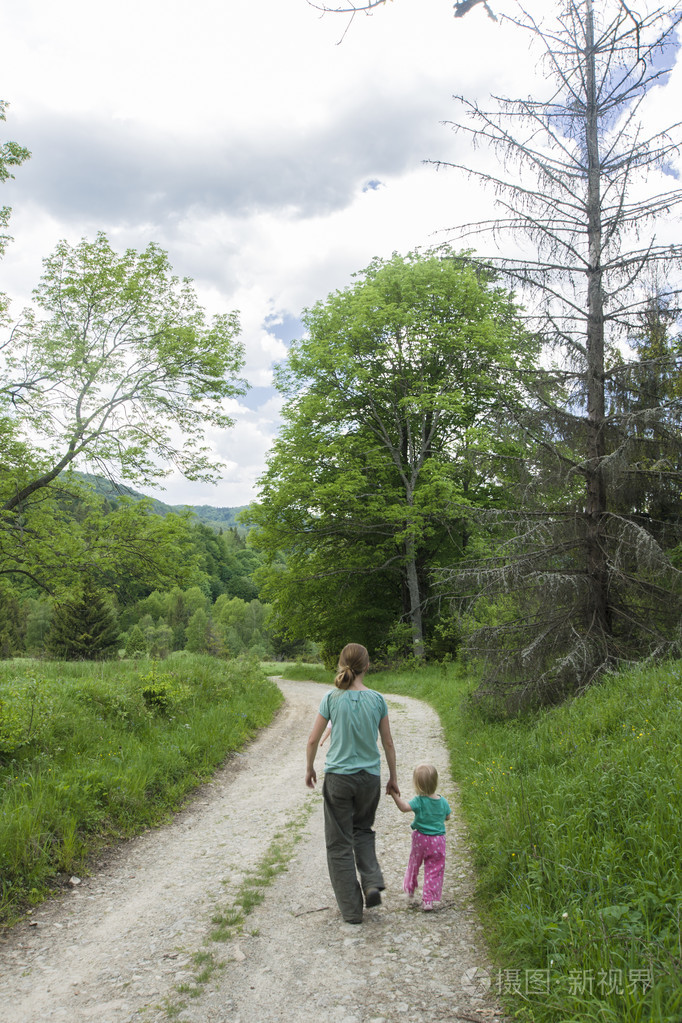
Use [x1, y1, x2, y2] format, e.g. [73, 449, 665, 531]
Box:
[305, 768, 317, 790]
[385, 778, 400, 798]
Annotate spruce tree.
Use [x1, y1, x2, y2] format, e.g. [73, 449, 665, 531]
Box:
[437, 1, 682, 705]
[48, 577, 120, 660]
[124, 623, 148, 658]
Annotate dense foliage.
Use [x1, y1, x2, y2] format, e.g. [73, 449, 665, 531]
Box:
[248, 248, 536, 664]
[47, 576, 120, 660]
[0, 499, 281, 661]
[0, 234, 245, 597]
[0, 655, 282, 926]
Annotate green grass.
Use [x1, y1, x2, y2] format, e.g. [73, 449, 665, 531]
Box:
[278, 657, 682, 1023]
[4, 651, 680, 1021]
[209, 800, 314, 942]
[261, 661, 332, 684]
[0, 653, 282, 927]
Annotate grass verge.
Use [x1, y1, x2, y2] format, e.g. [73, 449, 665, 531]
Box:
[278, 658, 682, 1023]
[0, 653, 282, 928]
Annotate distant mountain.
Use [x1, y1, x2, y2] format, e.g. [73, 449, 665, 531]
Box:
[76, 474, 249, 532]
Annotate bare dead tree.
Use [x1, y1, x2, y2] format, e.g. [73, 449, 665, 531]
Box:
[454, 1, 497, 19]
[307, 0, 496, 15]
[307, 0, 387, 11]
[307, 0, 497, 43]
[434, 0, 682, 706]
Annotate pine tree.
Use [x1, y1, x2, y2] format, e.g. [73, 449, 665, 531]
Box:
[437, 1, 682, 705]
[48, 578, 120, 660]
[124, 623, 148, 658]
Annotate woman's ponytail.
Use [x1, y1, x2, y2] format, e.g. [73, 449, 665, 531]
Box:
[334, 643, 370, 690]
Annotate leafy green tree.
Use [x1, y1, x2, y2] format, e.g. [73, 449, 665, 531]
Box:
[0, 581, 23, 657]
[249, 248, 534, 659]
[146, 620, 174, 659]
[188, 521, 260, 600]
[183, 585, 210, 618]
[130, 589, 170, 627]
[0, 233, 245, 593]
[213, 595, 271, 654]
[184, 607, 223, 656]
[166, 586, 190, 650]
[1, 480, 200, 603]
[0, 100, 30, 260]
[606, 295, 682, 532]
[47, 577, 120, 660]
[124, 623, 148, 658]
[134, 614, 174, 659]
[23, 597, 52, 656]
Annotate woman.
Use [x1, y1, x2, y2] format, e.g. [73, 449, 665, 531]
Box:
[305, 642, 400, 924]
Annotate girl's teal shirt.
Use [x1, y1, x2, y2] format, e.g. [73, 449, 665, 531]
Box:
[318, 688, 388, 776]
[408, 794, 451, 835]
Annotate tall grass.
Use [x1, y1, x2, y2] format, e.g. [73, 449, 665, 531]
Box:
[279, 658, 682, 1023]
[263, 661, 332, 685]
[0, 654, 282, 927]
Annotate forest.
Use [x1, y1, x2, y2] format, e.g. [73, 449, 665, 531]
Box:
[1, 1, 682, 715]
[1, 4, 680, 711]
[0, 478, 288, 663]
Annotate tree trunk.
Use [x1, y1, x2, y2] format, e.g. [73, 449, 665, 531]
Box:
[583, 0, 611, 646]
[404, 532, 425, 660]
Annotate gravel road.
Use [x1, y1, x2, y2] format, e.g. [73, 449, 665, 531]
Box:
[0, 677, 508, 1023]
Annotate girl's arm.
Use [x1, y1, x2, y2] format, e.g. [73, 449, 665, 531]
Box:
[305, 713, 329, 789]
[391, 793, 413, 813]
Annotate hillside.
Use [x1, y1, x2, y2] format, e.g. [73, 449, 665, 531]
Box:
[77, 473, 248, 531]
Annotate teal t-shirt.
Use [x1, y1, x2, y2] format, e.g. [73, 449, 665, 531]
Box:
[319, 688, 388, 776]
[409, 794, 451, 835]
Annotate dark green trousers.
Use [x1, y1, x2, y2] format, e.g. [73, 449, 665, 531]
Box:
[322, 770, 384, 923]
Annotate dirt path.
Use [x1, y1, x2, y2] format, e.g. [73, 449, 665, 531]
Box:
[0, 679, 507, 1023]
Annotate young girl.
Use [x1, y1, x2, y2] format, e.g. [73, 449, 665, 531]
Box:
[391, 763, 450, 910]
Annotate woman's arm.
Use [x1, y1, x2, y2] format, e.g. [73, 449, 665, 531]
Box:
[305, 713, 329, 789]
[378, 715, 400, 797]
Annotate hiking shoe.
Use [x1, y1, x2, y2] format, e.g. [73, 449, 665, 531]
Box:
[364, 887, 382, 908]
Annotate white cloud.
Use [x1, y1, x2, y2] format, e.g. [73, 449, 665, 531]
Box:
[2, 0, 681, 508]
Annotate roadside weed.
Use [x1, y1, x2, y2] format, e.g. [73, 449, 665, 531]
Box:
[0, 655, 282, 927]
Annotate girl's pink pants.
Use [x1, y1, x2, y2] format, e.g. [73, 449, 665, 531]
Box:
[403, 830, 446, 905]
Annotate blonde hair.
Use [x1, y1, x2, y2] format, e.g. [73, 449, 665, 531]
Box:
[413, 763, 438, 796]
[334, 643, 370, 690]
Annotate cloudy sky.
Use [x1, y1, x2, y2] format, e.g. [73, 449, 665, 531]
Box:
[2, 0, 680, 507]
